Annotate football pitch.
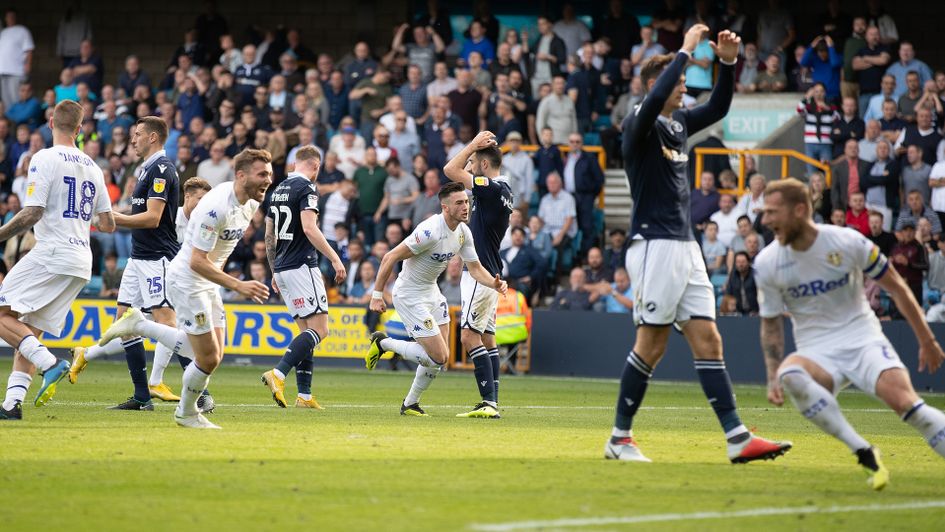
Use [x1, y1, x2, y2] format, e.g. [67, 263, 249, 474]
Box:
[2, 362, 945, 531]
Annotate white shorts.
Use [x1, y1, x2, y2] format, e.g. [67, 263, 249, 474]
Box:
[0, 253, 87, 335]
[795, 339, 906, 396]
[273, 265, 328, 318]
[393, 286, 450, 339]
[167, 284, 225, 336]
[460, 270, 498, 334]
[117, 257, 173, 311]
[626, 239, 715, 326]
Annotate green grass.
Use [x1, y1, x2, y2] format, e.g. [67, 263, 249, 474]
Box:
[2, 362, 945, 531]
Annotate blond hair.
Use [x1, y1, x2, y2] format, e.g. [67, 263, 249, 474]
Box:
[52, 100, 84, 134]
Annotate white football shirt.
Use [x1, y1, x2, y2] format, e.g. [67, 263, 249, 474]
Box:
[755, 224, 889, 352]
[396, 213, 478, 293]
[23, 146, 111, 280]
[169, 181, 259, 292]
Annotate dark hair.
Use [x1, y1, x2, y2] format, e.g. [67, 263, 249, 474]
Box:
[439, 181, 466, 201]
[737, 215, 751, 225]
[706, 220, 719, 228]
[475, 145, 502, 170]
[734, 251, 751, 262]
[510, 226, 526, 237]
[384, 156, 401, 167]
[640, 53, 675, 88]
[135, 116, 169, 144]
[334, 222, 349, 230]
[609, 228, 627, 237]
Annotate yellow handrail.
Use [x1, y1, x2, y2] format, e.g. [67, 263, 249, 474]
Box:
[693, 147, 832, 197]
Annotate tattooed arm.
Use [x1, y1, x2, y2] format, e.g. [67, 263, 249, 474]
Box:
[760, 316, 785, 406]
[0, 206, 42, 242]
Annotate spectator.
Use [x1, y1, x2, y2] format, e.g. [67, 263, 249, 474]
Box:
[501, 132, 533, 208]
[5, 82, 40, 129]
[371, 125, 395, 166]
[729, 215, 764, 254]
[602, 228, 627, 273]
[536, 76, 578, 145]
[438, 256, 463, 306]
[601, 267, 634, 314]
[931, 159, 945, 229]
[724, 251, 759, 316]
[865, 0, 899, 46]
[897, 71, 924, 124]
[863, 75, 895, 122]
[566, 45, 602, 134]
[895, 108, 943, 166]
[551, 267, 597, 311]
[841, 17, 867, 101]
[68, 39, 104, 96]
[490, 41, 521, 81]
[852, 26, 891, 114]
[459, 19, 495, 66]
[446, 70, 481, 130]
[896, 190, 942, 237]
[118, 55, 151, 100]
[350, 69, 392, 138]
[830, 96, 865, 158]
[691, 171, 720, 231]
[630, 25, 667, 78]
[735, 42, 762, 94]
[387, 111, 420, 175]
[701, 221, 727, 276]
[889, 221, 928, 317]
[320, 179, 356, 246]
[353, 146, 387, 245]
[900, 145, 932, 205]
[862, 139, 899, 227]
[858, 119, 882, 162]
[196, 140, 234, 187]
[501, 226, 544, 300]
[466, 51, 492, 92]
[756, 0, 795, 60]
[595, 0, 639, 60]
[343, 41, 378, 88]
[426, 61, 457, 105]
[527, 215, 554, 262]
[534, 127, 564, 194]
[867, 210, 897, 256]
[788, 45, 814, 93]
[651, 0, 685, 53]
[800, 35, 842, 102]
[57, 3, 92, 67]
[217, 35, 240, 73]
[736, 173, 766, 223]
[562, 133, 604, 250]
[798, 83, 839, 171]
[553, 3, 591, 57]
[333, 125, 366, 179]
[376, 157, 418, 228]
[845, 191, 870, 235]
[397, 65, 428, 124]
[96, 100, 132, 146]
[538, 172, 577, 259]
[410, 169, 441, 228]
[710, 193, 739, 247]
[829, 207, 846, 226]
[233, 44, 273, 108]
[100, 252, 123, 299]
[928, 240, 945, 322]
[886, 42, 933, 100]
[685, 28, 715, 97]
[583, 246, 614, 295]
[530, 16, 567, 97]
[345, 257, 376, 305]
[878, 98, 906, 144]
[323, 70, 349, 131]
[493, 98, 524, 146]
[0, 9, 34, 111]
[830, 138, 871, 211]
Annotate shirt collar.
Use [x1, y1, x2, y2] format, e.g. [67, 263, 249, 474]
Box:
[142, 149, 166, 171]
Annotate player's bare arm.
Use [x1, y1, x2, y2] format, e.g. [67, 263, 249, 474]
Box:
[760, 316, 786, 406]
[0, 206, 43, 241]
[465, 259, 507, 295]
[444, 131, 498, 189]
[93, 210, 116, 233]
[189, 248, 269, 304]
[369, 242, 414, 313]
[264, 218, 279, 293]
[301, 209, 346, 284]
[112, 198, 165, 229]
[875, 266, 945, 373]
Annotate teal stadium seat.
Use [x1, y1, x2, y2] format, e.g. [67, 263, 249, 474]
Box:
[82, 276, 103, 296]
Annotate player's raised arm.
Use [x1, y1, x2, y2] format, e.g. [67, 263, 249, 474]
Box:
[444, 131, 499, 189]
[875, 266, 945, 373]
[301, 209, 346, 283]
[683, 29, 740, 134]
[369, 242, 415, 313]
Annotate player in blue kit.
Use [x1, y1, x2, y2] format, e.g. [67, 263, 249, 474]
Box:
[68, 117, 182, 411]
[444, 131, 513, 419]
[605, 24, 790, 463]
[261, 145, 346, 408]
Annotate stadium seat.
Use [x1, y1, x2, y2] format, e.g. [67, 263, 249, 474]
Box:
[117, 257, 128, 270]
[583, 132, 601, 146]
[82, 276, 103, 296]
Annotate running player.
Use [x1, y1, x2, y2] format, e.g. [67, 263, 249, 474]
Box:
[98, 149, 272, 429]
[0, 100, 115, 420]
[261, 145, 346, 409]
[606, 24, 790, 463]
[364, 181, 507, 416]
[68, 117, 181, 411]
[757, 178, 945, 490]
[443, 131, 512, 418]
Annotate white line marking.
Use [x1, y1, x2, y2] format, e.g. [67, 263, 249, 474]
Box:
[468, 500, 945, 531]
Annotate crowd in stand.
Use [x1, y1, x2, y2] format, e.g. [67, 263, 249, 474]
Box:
[0, 1, 942, 319]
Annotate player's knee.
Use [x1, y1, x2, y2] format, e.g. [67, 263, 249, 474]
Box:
[460, 329, 481, 350]
[312, 325, 329, 341]
[777, 366, 811, 395]
[428, 348, 448, 366]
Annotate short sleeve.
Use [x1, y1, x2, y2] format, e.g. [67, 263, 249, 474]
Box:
[190, 201, 222, 252]
[405, 224, 438, 255]
[298, 184, 319, 213]
[22, 154, 50, 208]
[563, 194, 577, 217]
[92, 168, 112, 214]
[472, 176, 499, 197]
[849, 230, 889, 279]
[146, 167, 172, 202]
[755, 267, 785, 318]
[459, 224, 479, 263]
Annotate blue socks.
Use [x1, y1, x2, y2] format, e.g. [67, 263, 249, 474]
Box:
[614, 351, 652, 432]
[276, 329, 321, 376]
[695, 359, 748, 440]
[122, 337, 150, 402]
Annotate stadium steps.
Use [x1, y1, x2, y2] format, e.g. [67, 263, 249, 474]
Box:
[603, 169, 631, 232]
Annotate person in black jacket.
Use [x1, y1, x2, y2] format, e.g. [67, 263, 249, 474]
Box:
[500, 226, 545, 299]
[564, 133, 604, 251]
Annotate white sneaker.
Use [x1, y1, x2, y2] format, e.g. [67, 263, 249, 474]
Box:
[604, 436, 652, 462]
[174, 412, 221, 429]
[99, 308, 145, 346]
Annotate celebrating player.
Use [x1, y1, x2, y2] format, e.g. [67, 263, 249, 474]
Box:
[68, 117, 182, 411]
[757, 178, 945, 490]
[606, 24, 791, 463]
[364, 181, 507, 416]
[0, 100, 115, 420]
[99, 149, 273, 429]
[443, 131, 513, 419]
[261, 145, 346, 409]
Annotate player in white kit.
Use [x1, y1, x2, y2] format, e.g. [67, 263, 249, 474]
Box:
[98, 149, 272, 428]
[0, 100, 115, 420]
[364, 181, 507, 416]
[756, 178, 945, 490]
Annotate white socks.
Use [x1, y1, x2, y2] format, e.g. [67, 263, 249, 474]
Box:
[85, 338, 125, 361]
[779, 366, 870, 452]
[136, 320, 195, 359]
[176, 363, 211, 417]
[18, 336, 57, 372]
[903, 401, 945, 458]
[3, 371, 31, 409]
[149, 344, 174, 386]
[273, 368, 286, 380]
[404, 364, 440, 406]
[380, 338, 439, 368]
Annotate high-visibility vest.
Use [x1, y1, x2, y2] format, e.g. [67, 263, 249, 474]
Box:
[495, 288, 530, 346]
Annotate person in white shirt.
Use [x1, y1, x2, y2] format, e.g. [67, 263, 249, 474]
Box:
[197, 140, 235, 186]
[735, 173, 766, 223]
[99, 149, 274, 429]
[364, 181, 507, 416]
[0, 100, 115, 419]
[709, 194, 740, 248]
[0, 9, 34, 111]
[499, 131, 534, 208]
[756, 178, 945, 491]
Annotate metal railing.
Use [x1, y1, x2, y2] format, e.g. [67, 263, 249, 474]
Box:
[693, 147, 832, 196]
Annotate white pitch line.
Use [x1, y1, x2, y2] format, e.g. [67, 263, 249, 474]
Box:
[468, 500, 945, 531]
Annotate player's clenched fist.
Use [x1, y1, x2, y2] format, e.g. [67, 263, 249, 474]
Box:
[239, 280, 270, 304]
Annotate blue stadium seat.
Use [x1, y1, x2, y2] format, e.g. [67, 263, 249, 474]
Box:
[593, 115, 611, 130]
[82, 276, 103, 296]
[117, 257, 128, 270]
[583, 132, 601, 146]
